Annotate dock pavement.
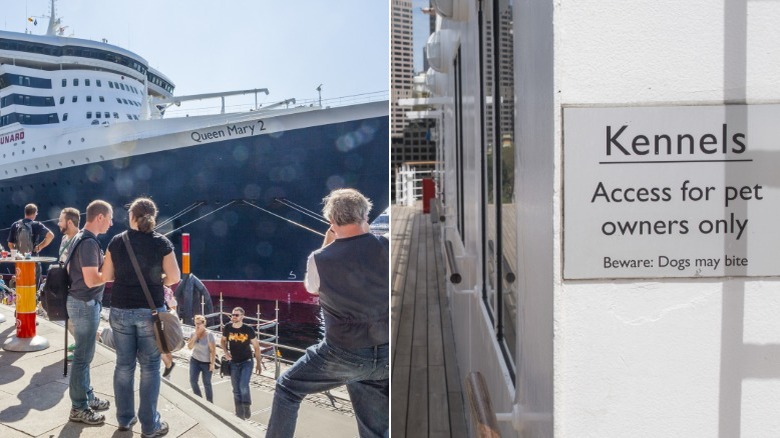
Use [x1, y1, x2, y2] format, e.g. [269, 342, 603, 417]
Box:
[0, 303, 359, 437]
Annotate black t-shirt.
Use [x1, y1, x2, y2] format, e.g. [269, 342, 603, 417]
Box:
[68, 230, 105, 302]
[222, 323, 256, 363]
[108, 230, 174, 309]
[8, 218, 50, 252]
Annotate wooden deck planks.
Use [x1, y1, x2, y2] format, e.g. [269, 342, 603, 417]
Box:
[391, 205, 468, 438]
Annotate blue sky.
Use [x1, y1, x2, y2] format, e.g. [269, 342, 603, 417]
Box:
[1, 0, 389, 113]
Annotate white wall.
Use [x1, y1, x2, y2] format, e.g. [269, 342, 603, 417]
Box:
[554, 1, 780, 436]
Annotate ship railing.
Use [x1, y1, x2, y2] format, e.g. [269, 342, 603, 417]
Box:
[101, 296, 305, 379]
[163, 90, 388, 118]
[394, 162, 443, 206]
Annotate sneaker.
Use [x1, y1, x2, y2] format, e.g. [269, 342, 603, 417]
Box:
[162, 362, 175, 378]
[69, 408, 105, 425]
[88, 397, 110, 411]
[141, 420, 169, 438]
[118, 416, 138, 431]
[67, 343, 77, 351]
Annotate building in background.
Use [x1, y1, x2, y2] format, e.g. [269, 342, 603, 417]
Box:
[391, 2, 438, 203]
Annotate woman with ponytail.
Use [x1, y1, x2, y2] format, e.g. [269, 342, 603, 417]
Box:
[102, 197, 180, 437]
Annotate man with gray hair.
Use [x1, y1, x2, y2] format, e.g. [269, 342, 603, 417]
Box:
[267, 188, 389, 438]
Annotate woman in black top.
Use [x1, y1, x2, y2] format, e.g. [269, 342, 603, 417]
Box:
[102, 197, 180, 437]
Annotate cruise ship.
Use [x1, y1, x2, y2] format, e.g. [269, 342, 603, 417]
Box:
[0, 1, 389, 304]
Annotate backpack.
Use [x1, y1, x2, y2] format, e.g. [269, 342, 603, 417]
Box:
[15, 221, 34, 254]
[40, 234, 95, 321]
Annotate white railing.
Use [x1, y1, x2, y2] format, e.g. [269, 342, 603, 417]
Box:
[394, 164, 441, 206]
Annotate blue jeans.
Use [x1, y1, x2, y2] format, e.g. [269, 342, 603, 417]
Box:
[189, 358, 213, 402]
[110, 307, 164, 435]
[67, 296, 101, 410]
[230, 358, 254, 405]
[266, 340, 389, 438]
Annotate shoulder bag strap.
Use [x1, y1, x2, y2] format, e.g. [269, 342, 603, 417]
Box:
[121, 231, 158, 313]
[62, 233, 92, 269]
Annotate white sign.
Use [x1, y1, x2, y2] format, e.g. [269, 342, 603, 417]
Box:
[563, 104, 780, 279]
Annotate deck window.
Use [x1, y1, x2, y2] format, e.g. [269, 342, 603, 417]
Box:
[86, 112, 92, 119]
[479, 0, 517, 382]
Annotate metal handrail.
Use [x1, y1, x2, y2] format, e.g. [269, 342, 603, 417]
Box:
[444, 240, 462, 284]
[465, 372, 501, 438]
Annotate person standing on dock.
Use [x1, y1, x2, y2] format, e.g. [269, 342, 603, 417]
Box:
[188, 314, 216, 402]
[266, 188, 389, 438]
[58, 207, 81, 262]
[57, 207, 81, 358]
[8, 203, 55, 287]
[101, 197, 181, 437]
[67, 200, 113, 426]
[8, 203, 55, 256]
[221, 306, 263, 419]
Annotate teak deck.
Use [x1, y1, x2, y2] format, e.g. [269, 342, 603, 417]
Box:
[391, 205, 469, 438]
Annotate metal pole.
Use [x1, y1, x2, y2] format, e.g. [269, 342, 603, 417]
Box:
[274, 300, 280, 379]
[219, 293, 224, 331]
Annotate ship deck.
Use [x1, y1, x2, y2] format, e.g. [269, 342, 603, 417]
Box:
[391, 204, 469, 437]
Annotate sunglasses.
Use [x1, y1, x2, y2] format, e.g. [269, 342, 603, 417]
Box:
[232, 313, 243, 317]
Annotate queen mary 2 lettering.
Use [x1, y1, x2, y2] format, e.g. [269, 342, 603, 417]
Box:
[190, 120, 266, 143]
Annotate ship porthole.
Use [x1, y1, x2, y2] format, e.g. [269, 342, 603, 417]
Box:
[59, 161, 62, 166]
[32, 148, 35, 152]
[81, 138, 84, 142]
[11, 152, 14, 156]
[43, 145, 47, 149]
[100, 155, 104, 160]
[70, 160, 75, 164]
[35, 166, 38, 170]
[23, 167, 27, 171]
[85, 157, 90, 162]
[46, 164, 49, 168]
[68, 140, 71, 145]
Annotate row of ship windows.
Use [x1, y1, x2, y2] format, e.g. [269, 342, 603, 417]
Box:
[0, 111, 139, 127]
[0, 72, 172, 94]
[60, 96, 141, 106]
[0, 93, 142, 108]
[0, 38, 147, 74]
[0, 112, 59, 127]
[61, 78, 140, 94]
